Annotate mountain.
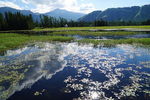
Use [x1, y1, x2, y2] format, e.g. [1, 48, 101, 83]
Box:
[0, 7, 85, 21]
[79, 11, 102, 22]
[0, 7, 41, 21]
[45, 9, 85, 20]
[134, 5, 150, 21]
[79, 4, 150, 22]
[0, 7, 38, 15]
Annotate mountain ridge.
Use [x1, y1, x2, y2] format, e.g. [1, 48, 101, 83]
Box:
[79, 4, 150, 22]
[0, 7, 85, 21]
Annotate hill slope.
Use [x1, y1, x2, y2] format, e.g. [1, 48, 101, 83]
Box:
[0, 7, 85, 21]
[79, 5, 150, 22]
[0, 7, 41, 21]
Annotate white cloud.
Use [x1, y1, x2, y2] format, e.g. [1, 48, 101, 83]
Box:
[80, 3, 96, 13]
[22, 0, 29, 4]
[32, 5, 54, 14]
[0, 1, 22, 10]
[22, 0, 96, 13]
[0, 0, 96, 13]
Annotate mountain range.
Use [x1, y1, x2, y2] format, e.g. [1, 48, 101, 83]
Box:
[0, 7, 41, 21]
[0, 7, 85, 21]
[1, 4, 150, 22]
[79, 4, 150, 22]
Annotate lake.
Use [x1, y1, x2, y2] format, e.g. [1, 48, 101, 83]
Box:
[0, 42, 150, 100]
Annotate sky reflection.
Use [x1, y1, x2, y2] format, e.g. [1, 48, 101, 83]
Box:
[0, 43, 150, 100]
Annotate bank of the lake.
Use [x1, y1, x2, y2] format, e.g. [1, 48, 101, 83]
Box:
[33, 25, 150, 31]
[0, 33, 74, 53]
[50, 31, 138, 36]
[78, 38, 150, 46]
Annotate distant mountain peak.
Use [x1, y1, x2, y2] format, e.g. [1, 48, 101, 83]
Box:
[45, 9, 85, 20]
[53, 8, 65, 11]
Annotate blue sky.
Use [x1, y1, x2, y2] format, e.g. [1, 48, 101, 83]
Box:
[0, 0, 150, 13]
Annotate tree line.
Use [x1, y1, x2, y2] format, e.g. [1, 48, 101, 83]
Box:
[0, 12, 150, 30]
[0, 12, 34, 30]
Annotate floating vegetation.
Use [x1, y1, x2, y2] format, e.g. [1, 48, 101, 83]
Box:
[0, 64, 26, 100]
[34, 91, 40, 96]
[0, 43, 68, 100]
[59, 43, 150, 99]
[0, 42, 150, 100]
[34, 89, 46, 96]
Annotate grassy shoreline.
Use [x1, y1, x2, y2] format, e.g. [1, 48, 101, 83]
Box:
[1, 28, 150, 53]
[0, 33, 74, 53]
[50, 31, 141, 36]
[78, 38, 150, 46]
[33, 25, 150, 31]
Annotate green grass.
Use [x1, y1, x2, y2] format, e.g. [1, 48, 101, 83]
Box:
[50, 31, 140, 36]
[0, 33, 74, 52]
[78, 38, 150, 46]
[33, 25, 150, 31]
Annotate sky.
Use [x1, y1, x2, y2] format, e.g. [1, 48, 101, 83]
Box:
[0, 0, 150, 14]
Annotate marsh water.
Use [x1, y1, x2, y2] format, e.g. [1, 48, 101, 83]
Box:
[0, 41, 150, 100]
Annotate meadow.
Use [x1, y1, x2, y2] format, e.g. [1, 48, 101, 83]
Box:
[32, 25, 150, 31]
[1, 26, 150, 52]
[0, 33, 74, 53]
[78, 38, 150, 46]
[50, 31, 139, 36]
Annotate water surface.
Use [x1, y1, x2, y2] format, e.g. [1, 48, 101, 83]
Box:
[0, 42, 150, 100]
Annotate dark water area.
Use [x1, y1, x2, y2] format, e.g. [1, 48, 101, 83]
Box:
[0, 42, 150, 100]
[54, 32, 150, 40]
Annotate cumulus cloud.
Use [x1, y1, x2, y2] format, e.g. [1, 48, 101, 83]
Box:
[80, 3, 96, 13]
[0, 0, 96, 13]
[22, 0, 96, 13]
[0, 0, 22, 10]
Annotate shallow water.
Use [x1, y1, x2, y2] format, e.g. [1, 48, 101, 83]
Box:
[0, 42, 150, 100]
[52, 32, 150, 40]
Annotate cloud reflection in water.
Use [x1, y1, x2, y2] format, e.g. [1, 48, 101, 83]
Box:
[0, 43, 150, 100]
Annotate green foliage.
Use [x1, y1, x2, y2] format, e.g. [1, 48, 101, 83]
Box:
[79, 5, 150, 22]
[78, 38, 150, 46]
[94, 20, 108, 26]
[0, 33, 74, 52]
[33, 25, 150, 31]
[40, 15, 68, 27]
[142, 19, 150, 25]
[50, 31, 137, 36]
[0, 12, 35, 30]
